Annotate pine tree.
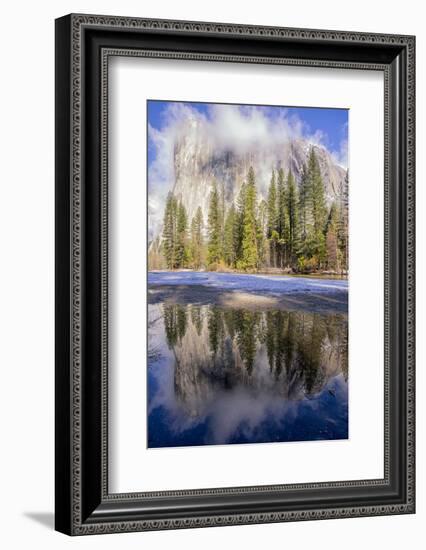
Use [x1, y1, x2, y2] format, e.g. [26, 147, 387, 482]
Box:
[190, 305, 203, 336]
[161, 146, 342, 275]
[337, 170, 349, 274]
[235, 310, 259, 374]
[257, 199, 268, 268]
[208, 306, 225, 356]
[190, 206, 204, 269]
[235, 181, 247, 264]
[309, 148, 327, 267]
[298, 163, 311, 246]
[325, 202, 339, 271]
[296, 148, 327, 268]
[224, 204, 237, 267]
[285, 169, 299, 265]
[162, 192, 178, 269]
[207, 181, 222, 267]
[267, 169, 279, 267]
[276, 167, 287, 268]
[163, 304, 187, 347]
[175, 202, 188, 268]
[219, 181, 226, 261]
[309, 149, 327, 236]
[237, 167, 258, 271]
[295, 149, 329, 270]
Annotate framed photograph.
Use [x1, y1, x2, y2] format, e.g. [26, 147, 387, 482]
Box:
[55, 14, 415, 535]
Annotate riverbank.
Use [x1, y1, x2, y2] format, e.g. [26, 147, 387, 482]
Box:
[148, 271, 348, 315]
[149, 268, 348, 280]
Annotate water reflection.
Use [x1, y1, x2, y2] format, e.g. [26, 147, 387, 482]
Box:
[148, 303, 348, 448]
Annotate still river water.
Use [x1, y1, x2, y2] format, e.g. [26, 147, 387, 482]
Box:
[147, 287, 348, 448]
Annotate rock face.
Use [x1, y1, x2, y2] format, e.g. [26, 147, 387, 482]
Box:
[171, 114, 347, 230]
[169, 305, 348, 417]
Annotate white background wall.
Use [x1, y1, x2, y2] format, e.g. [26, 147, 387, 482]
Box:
[0, 0, 423, 548]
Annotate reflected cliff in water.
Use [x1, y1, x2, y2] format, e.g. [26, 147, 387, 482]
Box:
[147, 303, 348, 448]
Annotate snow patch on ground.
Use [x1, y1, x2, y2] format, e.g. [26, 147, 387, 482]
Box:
[148, 271, 348, 295]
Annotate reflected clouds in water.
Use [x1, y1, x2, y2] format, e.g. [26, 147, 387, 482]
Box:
[147, 303, 348, 448]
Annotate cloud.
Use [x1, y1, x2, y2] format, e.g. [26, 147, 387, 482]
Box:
[331, 138, 348, 169]
[147, 102, 347, 239]
[330, 120, 349, 169]
[205, 103, 302, 151]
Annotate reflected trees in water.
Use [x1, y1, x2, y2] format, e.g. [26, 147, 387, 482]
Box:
[160, 303, 347, 407]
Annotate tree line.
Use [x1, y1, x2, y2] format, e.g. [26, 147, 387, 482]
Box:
[163, 303, 348, 387]
[158, 147, 348, 274]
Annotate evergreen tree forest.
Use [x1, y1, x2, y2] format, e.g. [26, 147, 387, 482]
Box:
[162, 303, 348, 389]
[155, 148, 348, 275]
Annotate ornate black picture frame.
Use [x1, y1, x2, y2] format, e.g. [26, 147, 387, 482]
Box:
[55, 13, 415, 535]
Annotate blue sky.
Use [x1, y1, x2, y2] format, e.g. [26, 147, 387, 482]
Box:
[147, 100, 348, 240]
[148, 99, 348, 167]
